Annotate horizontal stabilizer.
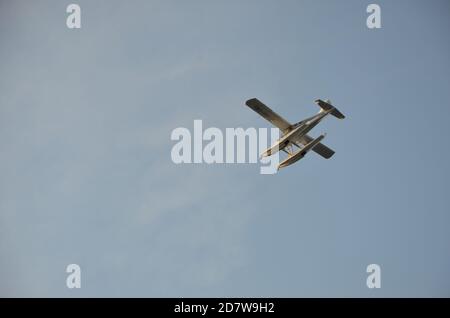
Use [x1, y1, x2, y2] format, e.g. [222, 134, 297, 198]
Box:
[315, 99, 345, 119]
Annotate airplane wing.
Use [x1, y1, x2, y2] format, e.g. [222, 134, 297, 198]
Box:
[297, 134, 335, 159]
[245, 98, 292, 133]
[279, 134, 326, 169]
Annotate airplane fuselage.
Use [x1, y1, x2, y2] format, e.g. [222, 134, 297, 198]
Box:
[261, 109, 333, 157]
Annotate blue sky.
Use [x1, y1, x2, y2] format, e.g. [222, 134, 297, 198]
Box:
[1, 0, 449, 297]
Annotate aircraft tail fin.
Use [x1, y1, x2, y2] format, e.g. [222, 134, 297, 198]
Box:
[315, 99, 345, 119]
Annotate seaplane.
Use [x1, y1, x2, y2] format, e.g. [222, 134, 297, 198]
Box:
[245, 98, 345, 170]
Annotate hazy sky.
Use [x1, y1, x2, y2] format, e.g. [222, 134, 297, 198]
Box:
[1, 0, 449, 297]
